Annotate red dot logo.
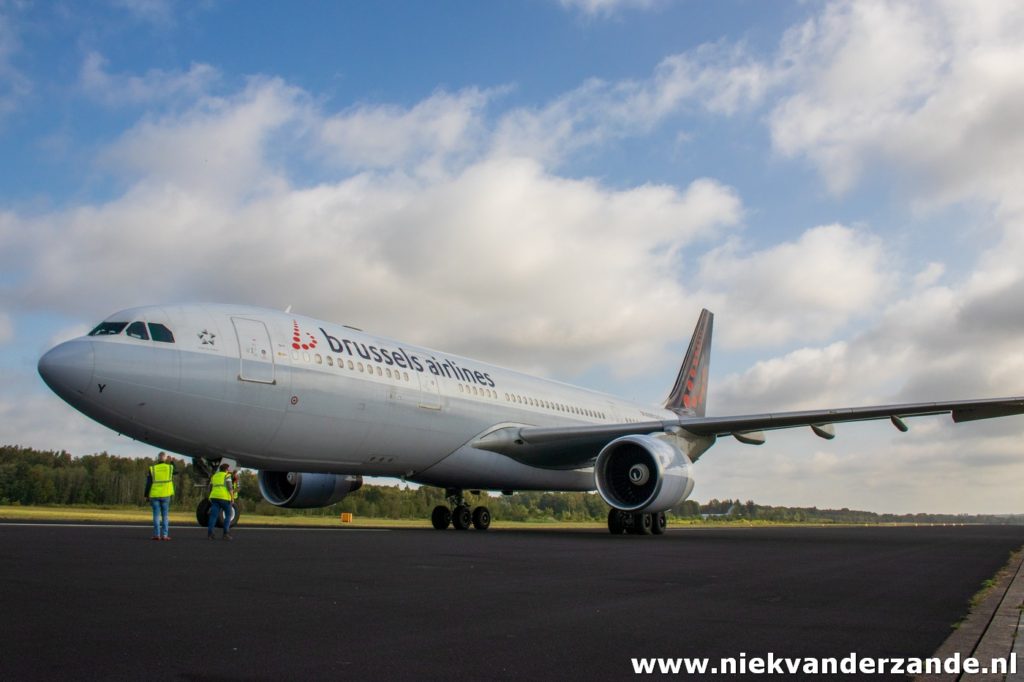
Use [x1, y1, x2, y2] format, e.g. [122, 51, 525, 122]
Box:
[291, 320, 318, 350]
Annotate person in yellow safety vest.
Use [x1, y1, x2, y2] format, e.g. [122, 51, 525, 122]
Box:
[207, 462, 235, 541]
[144, 452, 176, 541]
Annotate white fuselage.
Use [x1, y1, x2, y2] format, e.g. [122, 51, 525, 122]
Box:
[39, 303, 679, 491]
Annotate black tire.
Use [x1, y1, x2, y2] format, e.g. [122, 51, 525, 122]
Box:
[431, 505, 452, 530]
[451, 505, 472, 530]
[227, 503, 240, 529]
[651, 511, 667, 535]
[196, 499, 211, 527]
[197, 499, 238, 528]
[472, 506, 491, 531]
[607, 508, 626, 534]
[629, 512, 653, 535]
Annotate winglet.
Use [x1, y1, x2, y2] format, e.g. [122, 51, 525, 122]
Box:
[664, 309, 713, 417]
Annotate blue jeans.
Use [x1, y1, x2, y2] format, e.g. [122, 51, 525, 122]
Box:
[208, 499, 233, 535]
[150, 497, 170, 537]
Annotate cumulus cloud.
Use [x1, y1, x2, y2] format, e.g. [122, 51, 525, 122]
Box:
[318, 88, 492, 174]
[494, 46, 776, 164]
[80, 52, 219, 106]
[100, 77, 306, 200]
[698, 224, 893, 348]
[2, 74, 744, 379]
[768, 0, 1024, 207]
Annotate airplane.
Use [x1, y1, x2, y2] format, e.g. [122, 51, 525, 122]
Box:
[37, 303, 1024, 535]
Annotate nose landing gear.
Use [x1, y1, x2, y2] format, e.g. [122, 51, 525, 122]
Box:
[431, 489, 491, 531]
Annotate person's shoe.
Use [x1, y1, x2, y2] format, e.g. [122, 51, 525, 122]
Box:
[208, 534, 215, 540]
[223, 533, 233, 541]
[151, 536, 161, 541]
[161, 536, 172, 541]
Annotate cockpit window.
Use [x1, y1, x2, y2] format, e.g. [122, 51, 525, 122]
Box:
[89, 322, 128, 336]
[126, 321, 149, 340]
[148, 323, 175, 343]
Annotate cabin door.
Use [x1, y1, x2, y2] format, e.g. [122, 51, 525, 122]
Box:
[232, 317, 275, 384]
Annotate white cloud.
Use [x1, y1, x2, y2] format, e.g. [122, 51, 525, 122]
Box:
[80, 51, 219, 106]
[493, 46, 775, 164]
[768, 0, 1024, 207]
[698, 224, 893, 348]
[318, 88, 492, 175]
[100, 76, 306, 200]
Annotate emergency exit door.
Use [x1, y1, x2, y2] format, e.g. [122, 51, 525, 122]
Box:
[232, 317, 275, 384]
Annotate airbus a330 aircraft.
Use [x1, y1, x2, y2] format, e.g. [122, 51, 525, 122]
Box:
[38, 303, 1024, 534]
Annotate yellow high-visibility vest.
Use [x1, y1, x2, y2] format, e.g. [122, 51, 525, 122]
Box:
[209, 471, 232, 501]
[149, 462, 174, 498]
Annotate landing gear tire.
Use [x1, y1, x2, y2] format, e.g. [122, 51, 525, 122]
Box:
[196, 499, 211, 527]
[628, 512, 653, 535]
[452, 505, 472, 530]
[431, 505, 452, 530]
[608, 509, 626, 534]
[651, 511, 667, 535]
[472, 506, 491, 531]
[196, 500, 239, 528]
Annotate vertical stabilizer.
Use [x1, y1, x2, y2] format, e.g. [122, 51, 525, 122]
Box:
[664, 309, 713, 417]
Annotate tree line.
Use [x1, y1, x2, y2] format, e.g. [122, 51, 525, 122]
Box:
[1, 445, 1020, 524]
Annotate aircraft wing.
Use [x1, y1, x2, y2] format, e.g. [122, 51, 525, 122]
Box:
[471, 396, 1024, 469]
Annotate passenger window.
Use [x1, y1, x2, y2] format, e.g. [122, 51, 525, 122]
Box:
[89, 322, 128, 336]
[147, 323, 175, 343]
[126, 321, 149, 340]
[326, 356, 334, 367]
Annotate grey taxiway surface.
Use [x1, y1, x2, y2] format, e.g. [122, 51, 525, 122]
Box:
[2, 523, 1022, 680]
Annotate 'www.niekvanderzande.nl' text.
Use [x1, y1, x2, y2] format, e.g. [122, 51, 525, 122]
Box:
[631, 651, 1017, 675]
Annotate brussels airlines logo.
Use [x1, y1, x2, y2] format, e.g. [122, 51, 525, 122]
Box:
[292, 320, 318, 351]
[301, 324, 496, 389]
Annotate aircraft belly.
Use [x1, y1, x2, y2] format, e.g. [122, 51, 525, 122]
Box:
[410, 445, 595, 492]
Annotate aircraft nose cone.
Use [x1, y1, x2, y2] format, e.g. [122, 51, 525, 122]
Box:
[38, 340, 95, 401]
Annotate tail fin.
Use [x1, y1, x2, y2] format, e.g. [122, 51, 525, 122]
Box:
[664, 309, 713, 417]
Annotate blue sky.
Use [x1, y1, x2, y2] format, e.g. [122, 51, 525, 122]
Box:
[2, 0, 1023, 513]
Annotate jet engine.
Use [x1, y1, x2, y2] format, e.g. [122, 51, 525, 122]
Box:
[258, 471, 363, 508]
[594, 434, 695, 512]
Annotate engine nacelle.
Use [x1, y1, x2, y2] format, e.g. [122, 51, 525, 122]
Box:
[258, 471, 363, 508]
[594, 434, 695, 512]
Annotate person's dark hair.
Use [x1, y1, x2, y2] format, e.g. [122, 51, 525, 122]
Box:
[219, 463, 230, 471]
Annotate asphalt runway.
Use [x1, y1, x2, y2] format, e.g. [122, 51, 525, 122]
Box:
[2, 524, 1023, 680]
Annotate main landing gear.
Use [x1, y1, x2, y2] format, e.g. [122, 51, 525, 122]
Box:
[607, 509, 667, 535]
[431, 488, 491, 531]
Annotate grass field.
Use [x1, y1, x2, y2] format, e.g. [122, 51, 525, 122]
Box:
[0, 504, 959, 529]
[0, 504, 613, 529]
